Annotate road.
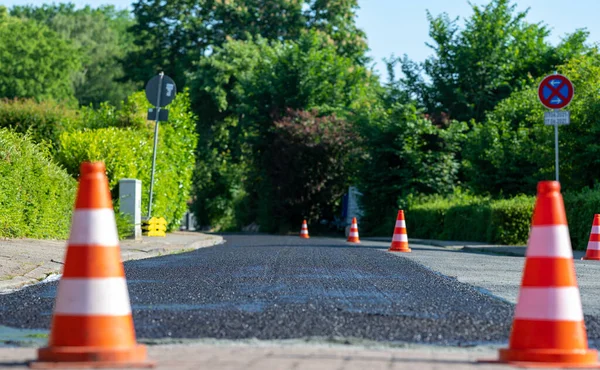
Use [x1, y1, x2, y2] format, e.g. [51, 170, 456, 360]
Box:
[0, 234, 518, 346]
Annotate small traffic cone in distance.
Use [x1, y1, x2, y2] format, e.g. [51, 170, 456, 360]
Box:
[389, 210, 411, 253]
[31, 162, 153, 368]
[300, 220, 310, 239]
[347, 217, 360, 243]
[493, 181, 599, 367]
[582, 214, 600, 260]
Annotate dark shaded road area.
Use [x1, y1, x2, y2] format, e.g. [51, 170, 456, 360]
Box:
[0, 235, 516, 345]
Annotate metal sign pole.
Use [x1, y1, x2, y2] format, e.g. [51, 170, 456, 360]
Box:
[554, 117, 559, 182]
[147, 72, 164, 218]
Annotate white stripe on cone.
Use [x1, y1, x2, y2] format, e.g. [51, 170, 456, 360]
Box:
[514, 287, 583, 321]
[587, 241, 600, 251]
[526, 225, 573, 258]
[349, 231, 359, 237]
[592, 226, 600, 234]
[54, 278, 132, 316]
[392, 234, 408, 242]
[68, 209, 119, 246]
[395, 220, 406, 228]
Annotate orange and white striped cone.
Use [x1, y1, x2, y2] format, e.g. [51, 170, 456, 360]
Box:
[31, 162, 153, 368]
[582, 214, 600, 261]
[389, 210, 411, 252]
[347, 217, 360, 243]
[493, 181, 599, 367]
[300, 220, 310, 239]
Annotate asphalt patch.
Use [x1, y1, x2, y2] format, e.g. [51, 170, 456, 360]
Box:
[0, 235, 517, 346]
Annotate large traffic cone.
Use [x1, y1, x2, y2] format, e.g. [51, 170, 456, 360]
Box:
[347, 217, 360, 243]
[389, 210, 411, 252]
[300, 220, 310, 239]
[582, 214, 600, 261]
[31, 162, 153, 368]
[496, 181, 598, 367]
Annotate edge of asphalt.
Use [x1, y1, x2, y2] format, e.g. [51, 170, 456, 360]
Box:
[0, 231, 224, 294]
[364, 237, 588, 259]
[363, 237, 527, 256]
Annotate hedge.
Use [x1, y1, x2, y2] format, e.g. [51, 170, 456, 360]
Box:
[0, 128, 76, 238]
[392, 187, 600, 250]
[56, 90, 197, 231]
[0, 98, 81, 149]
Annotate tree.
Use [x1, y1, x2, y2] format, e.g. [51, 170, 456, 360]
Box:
[0, 8, 80, 102]
[400, 0, 589, 123]
[462, 51, 600, 195]
[10, 4, 138, 106]
[189, 32, 377, 230]
[124, 0, 368, 88]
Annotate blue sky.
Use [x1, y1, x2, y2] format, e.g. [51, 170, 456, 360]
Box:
[3, 0, 600, 75]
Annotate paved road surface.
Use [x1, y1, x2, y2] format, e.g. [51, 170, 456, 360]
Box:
[0, 235, 516, 346]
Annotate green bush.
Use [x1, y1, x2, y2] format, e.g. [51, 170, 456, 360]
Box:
[403, 191, 534, 246]
[0, 99, 81, 149]
[0, 128, 76, 238]
[56, 90, 197, 231]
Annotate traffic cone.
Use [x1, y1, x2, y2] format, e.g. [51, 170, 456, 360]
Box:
[347, 217, 360, 243]
[31, 162, 153, 368]
[389, 210, 411, 252]
[582, 214, 600, 261]
[495, 181, 598, 367]
[300, 220, 310, 239]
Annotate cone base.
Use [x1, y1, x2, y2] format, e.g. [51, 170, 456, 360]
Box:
[498, 347, 599, 368]
[31, 345, 153, 368]
[388, 246, 411, 253]
[300, 235, 310, 239]
[347, 238, 360, 243]
[582, 256, 600, 261]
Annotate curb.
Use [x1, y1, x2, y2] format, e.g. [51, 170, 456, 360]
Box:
[0, 234, 224, 294]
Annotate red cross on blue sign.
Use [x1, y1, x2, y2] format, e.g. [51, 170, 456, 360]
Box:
[538, 74, 574, 110]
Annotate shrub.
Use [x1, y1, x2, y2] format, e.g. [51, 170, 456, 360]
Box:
[403, 191, 535, 246]
[0, 128, 76, 238]
[400, 186, 600, 250]
[0, 99, 81, 149]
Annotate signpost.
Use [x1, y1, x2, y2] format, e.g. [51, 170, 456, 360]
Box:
[538, 74, 574, 182]
[144, 72, 177, 218]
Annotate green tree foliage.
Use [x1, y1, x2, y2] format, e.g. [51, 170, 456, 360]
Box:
[10, 4, 138, 106]
[463, 51, 600, 195]
[189, 32, 376, 230]
[0, 7, 80, 102]
[125, 0, 367, 87]
[0, 128, 76, 239]
[261, 109, 360, 232]
[400, 0, 589, 123]
[357, 101, 467, 234]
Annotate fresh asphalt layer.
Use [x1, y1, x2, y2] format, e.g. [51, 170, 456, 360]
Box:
[0, 234, 598, 348]
[0, 235, 514, 346]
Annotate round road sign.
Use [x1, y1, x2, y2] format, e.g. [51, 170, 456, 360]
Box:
[145, 74, 177, 108]
[538, 74, 574, 110]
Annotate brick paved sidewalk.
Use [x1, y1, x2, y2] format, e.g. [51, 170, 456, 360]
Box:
[0, 342, 565, 370]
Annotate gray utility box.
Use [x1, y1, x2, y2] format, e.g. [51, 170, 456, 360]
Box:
[119, 179, 142, 240]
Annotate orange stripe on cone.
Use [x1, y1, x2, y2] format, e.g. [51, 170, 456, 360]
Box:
[490, 181, 599, 367]
[347, 217, 360, 243]
[389, 210, 411, 252]
[582, 214, 600, 261]
[300, 220, 310, 239]
[30, 162, 154, 369]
